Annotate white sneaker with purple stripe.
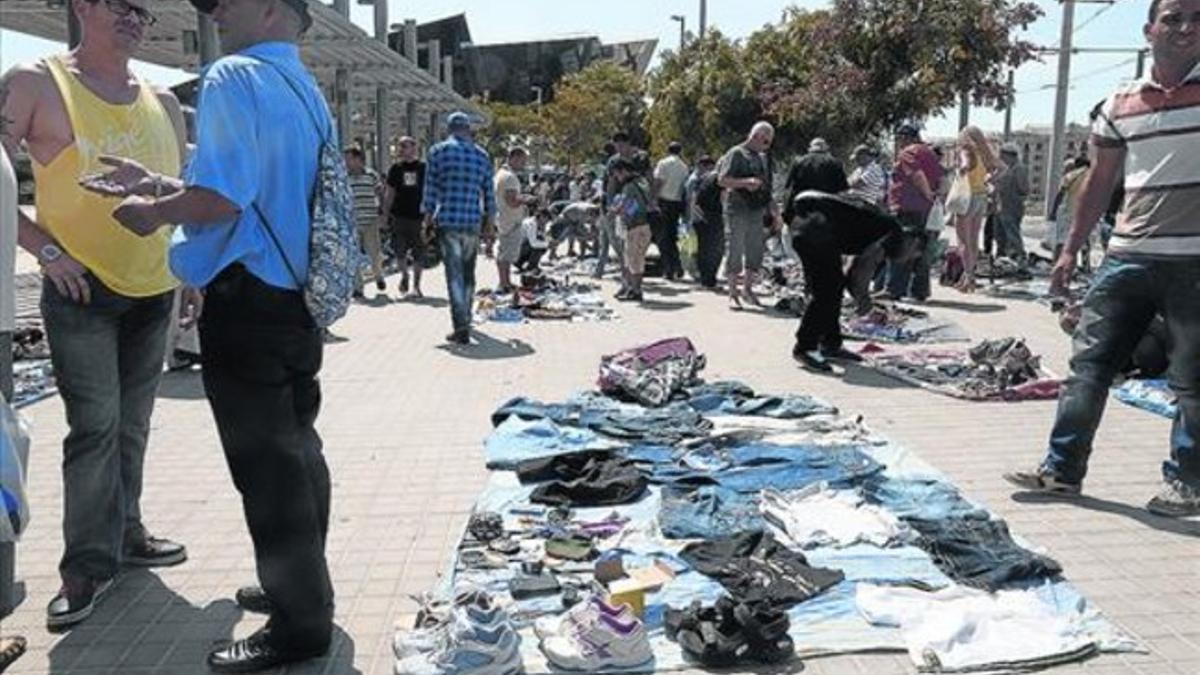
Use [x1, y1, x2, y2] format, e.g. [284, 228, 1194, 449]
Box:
[540, 611, 653, 671]
[533, 596, 632, 641]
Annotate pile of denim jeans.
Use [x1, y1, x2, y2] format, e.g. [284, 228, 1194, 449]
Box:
[475, 274, 615, 324]
[862, 337, 1062, 401]
[406, 344, 1138, 674]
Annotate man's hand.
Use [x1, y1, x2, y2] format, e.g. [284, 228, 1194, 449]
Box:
[770, 212, 784, 234]
[179, 287, 204, 328]
[112, 196, 165, 236]
[1049, 252, 1077, 297]
[79, 155, 157, 198]
[43, 253, 92, 304]
[743, 177, 764, 191]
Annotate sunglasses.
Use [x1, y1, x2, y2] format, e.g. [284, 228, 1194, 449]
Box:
[97, 0, 157, 27]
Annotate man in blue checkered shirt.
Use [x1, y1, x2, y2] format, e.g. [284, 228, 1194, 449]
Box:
[422, 111, 497, 344]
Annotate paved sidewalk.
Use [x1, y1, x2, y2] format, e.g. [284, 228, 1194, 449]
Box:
[2, 257, 1198, 675]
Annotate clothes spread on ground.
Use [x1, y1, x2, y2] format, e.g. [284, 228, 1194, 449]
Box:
[475, 274, 615, 323]
[862, 337, 1061, 401]
[679, 530, 845, 609]
[907, 517, 1063, 591]
[598, 337, 706, 407]
[843, 303, 970, 344]
[515, 451, 648, 507]
[760, 485, 911, 549]
[856, 583, 1099, 672]
[861, 476, 989, 521]
[492, 394, 713, 446]
[684, 380, 838, 419]
[640, 440, 884, 493]
[10, 318, 55, 408]
[1113, 378, 1177, 419]
[658, 484, 765, 540]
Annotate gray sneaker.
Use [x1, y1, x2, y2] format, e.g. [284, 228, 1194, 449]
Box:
[1003, 468, 1082, 495]
[1146, 479, 1200, 518]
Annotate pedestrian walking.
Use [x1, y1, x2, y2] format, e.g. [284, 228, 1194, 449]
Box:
[383, 136, 427, 298]
[345, 147, 386, 298]
[652, 141, 689, 279]
[422, 112, 496, 345]
[718, 121, 781, 310]
[611, 158, 653, 303]
[1, 0, 188, 630]
[1005, 0, 1200, 518]
[92, 0, 342, 668]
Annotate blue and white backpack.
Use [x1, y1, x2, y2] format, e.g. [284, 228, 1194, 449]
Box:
[251, 61, 366, 328]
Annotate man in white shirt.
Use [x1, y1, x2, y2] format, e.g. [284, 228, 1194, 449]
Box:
[493, 147, 535, 291]
[653, 142, 690, 280]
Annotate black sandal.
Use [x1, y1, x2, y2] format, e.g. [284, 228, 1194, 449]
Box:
[0, 635, 28, 671]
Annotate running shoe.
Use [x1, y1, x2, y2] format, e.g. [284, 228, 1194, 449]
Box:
[540, 611, 652, 671]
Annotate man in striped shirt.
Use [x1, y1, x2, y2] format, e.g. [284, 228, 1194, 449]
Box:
[422, 112, 496, 344]
[1005, 0, 1200, 517]
[345, 147, 385, 297]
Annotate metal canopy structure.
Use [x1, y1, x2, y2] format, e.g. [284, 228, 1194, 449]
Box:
[0, 0, 481, 154]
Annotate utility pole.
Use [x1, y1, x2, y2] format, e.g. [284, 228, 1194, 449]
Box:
[1136, 47, 1149, 78]
[532, 86, 544, 173]
[670, 15, 686, 51]
[66, 0, 81, 48]
[699, 0, 707, 40]
[958, 91, 970, 130]
[1003, 70, 1015, 140]
[373, 0, 389, 172]
[1045, 0, 1076, 219]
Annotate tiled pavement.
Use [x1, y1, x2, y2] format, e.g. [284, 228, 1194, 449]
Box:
[2, 253, 1199, 675]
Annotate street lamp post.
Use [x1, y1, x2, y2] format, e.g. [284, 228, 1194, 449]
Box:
[670, 14, 686, 51]
[531, 86, 544, 174]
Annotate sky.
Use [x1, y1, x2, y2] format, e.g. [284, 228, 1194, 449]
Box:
[0, 0, 1154, 139]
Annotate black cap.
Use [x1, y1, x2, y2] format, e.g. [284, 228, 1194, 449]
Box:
[189, 0, 313, 32]
[895, 123, 921, 140]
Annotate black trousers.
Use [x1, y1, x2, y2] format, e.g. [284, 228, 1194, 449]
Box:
[793, 229, 845, 352]
[694, 214, 725, 287]
[654, 200, 685, 278]
[199, 265, 333, 654]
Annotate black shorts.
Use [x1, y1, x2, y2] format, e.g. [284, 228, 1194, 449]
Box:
[390, 215, 424, 261]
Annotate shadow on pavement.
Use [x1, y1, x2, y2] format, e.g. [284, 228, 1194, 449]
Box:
[157, 370, 205, 400]
[402, 296, 449, 309]
[838, 363, 916, 389]
[355, 295, 392, 308]
[921, 298, 1007, 314]
[639, 299, 693, 312]
[1011, 492, 1200, 537]
[47, 570, 243, 673]
[438, 331, 535, 360]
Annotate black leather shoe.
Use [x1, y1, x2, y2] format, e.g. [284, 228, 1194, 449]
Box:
[124, 535, 187, 567]
[207, 629, 324, 673]
[234, 586, 273, 615]
[792, 347, 833, 373]
[47, 576, 114, 629]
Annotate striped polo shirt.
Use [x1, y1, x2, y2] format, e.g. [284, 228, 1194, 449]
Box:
[1094, 61, 1200, 257]
[348, 168, 381, 229]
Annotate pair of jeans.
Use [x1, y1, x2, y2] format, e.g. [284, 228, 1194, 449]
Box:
[693, 214, 724, 287]
[687, 391, 837, 419]
[658, 485, 765, 539]
[861, 476, 989, 521]
[1044, 255, 1200, 487]
[41, 276, 171, 580]
[493, 396, 713, 445]
[648, 442, 883, 492]
[594, 213, 624, 277]
[792, 226, 845, 352]
[199, 265, 333, 653]
[653, 200, 684, 277]
[846, 241, 887, 314]
[885, 211, 931, 300]
[996, 209, 1026, 259]
[906, 517, 1062, 591]
[439, 229, 479, 332]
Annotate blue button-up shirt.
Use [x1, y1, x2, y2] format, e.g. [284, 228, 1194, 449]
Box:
[171, 42, 331, 289]
[421, 134, 496, 231]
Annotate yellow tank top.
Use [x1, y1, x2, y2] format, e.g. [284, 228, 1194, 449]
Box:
[32, 56, 179, 297]
[966, 152, 988, 194]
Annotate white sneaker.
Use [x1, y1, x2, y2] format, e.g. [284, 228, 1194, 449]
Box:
[394, 603, 508, 659]
[395, 620, 522, 675]
[533, 596, 632, 641]
[541, 611, 653, 671]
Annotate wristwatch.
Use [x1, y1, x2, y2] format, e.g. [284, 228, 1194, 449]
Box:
[39, 243, 63, 264]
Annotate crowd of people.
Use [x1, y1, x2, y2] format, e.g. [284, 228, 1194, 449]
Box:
[1, 0, 1199, 673]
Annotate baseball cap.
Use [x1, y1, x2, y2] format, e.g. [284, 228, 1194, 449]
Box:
[808, 138, 830, 153]
[446, 111, 473, 131]
[188, 0, 313, 32]
[895, 123, 921, 139]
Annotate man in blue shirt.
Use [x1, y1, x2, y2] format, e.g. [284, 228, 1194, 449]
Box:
[422, 112, 496, 344]
[95, 0, 335, 670]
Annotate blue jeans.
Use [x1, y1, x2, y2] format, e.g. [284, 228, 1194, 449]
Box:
[1044, 256, 1200, 487]
[996, 209, 1026, 259]
[439, 229, 480, 332]
[885, 211, 931, 300]
[595, 214, 624, 277]
[41, 276, 172, 580]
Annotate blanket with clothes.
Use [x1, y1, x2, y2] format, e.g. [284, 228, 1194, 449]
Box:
[475, 273, 615, 324]
[408, 341, 1140, 675]
[861, 337, 1062, 401]
[842, 303, 971, 344]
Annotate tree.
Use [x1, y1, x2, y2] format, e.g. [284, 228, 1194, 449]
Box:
[647, 1, 1043, 160]
[475, 99, 542, 160]
[543, 62, 647, 169]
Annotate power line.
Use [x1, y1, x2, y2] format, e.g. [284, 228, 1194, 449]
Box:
[1073, 1, 1117, 36]
[1015, 57, 1136, 95]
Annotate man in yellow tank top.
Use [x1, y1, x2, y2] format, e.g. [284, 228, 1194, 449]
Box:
[0, 0, 189, 630]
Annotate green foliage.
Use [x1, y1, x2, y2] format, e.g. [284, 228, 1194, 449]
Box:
[474, 99, 541, 160]
[544, 62, 647, 169]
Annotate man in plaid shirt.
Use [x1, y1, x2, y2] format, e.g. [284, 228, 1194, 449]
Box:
[422, 111, 496, 344]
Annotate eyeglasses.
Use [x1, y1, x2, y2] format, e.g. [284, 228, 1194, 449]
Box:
[97, 0, 157, 27]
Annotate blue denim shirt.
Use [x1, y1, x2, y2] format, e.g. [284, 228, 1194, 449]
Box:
[171, 42, 332, 290]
